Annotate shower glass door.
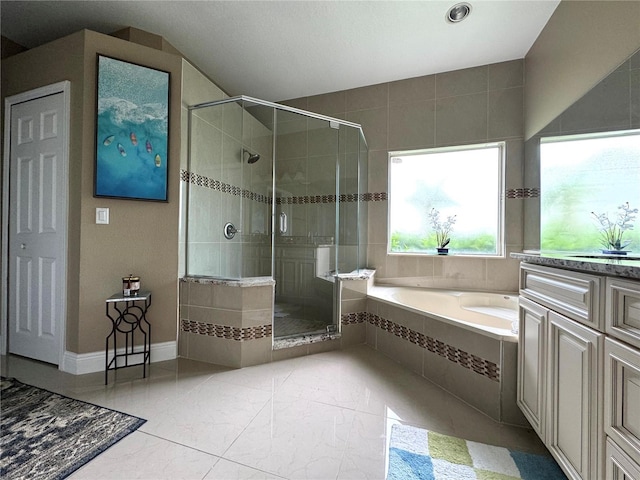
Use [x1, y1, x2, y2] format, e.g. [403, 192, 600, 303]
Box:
[272, 109, 340, 339]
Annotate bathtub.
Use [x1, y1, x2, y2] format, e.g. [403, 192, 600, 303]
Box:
[367, 285, 518, 341]
[360, 285, 524, 424]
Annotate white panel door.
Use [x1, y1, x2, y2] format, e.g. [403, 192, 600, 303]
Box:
[8, 92, 67, 364]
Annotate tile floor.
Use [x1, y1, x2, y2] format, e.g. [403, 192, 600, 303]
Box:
[1, 345, 549, 479]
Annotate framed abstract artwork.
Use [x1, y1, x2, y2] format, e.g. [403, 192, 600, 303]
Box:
[95, 55, 170, 201]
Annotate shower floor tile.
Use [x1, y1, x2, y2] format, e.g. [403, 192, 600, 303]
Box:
[2, 345, 548, 480]
[273, 301, 332, 338]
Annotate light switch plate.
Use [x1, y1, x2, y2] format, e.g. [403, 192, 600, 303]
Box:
[96, 207, 109, 224]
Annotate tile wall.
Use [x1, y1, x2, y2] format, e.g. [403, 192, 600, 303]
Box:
[284, 59, 527, 293]
[338, 276, 525, 425]
[178, 279, 275, 367]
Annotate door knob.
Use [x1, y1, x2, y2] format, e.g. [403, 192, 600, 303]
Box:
[20, 243, 26, 249]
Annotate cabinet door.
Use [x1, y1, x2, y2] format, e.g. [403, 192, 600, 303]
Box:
[605, 337, 640, 466]
[547, 311, 604, 480]
[278, 258, 299, 298]
[607, 438, 640, 480]
[517, 296, 547, 439]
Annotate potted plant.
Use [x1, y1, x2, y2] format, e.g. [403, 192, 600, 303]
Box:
[591, 202, 638, 254]
[428, 208, 456, 255]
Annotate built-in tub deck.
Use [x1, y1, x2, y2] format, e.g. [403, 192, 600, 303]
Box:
[361, 285, 525, 426]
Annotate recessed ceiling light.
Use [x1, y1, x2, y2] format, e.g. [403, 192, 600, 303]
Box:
[446, 2, 472, 23]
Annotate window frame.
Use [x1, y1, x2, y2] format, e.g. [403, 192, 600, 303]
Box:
[387, 142, 506, 258]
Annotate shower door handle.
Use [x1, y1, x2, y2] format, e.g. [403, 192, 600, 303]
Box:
[279, 212, 287, 234]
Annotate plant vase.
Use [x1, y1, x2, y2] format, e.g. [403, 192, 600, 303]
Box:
[437, 248, 449, 255]
[602, 249, 628, 256]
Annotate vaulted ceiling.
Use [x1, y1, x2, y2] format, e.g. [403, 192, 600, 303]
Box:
[1, 1, 559, 101]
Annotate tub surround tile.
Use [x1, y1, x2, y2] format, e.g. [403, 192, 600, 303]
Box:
[377, 327, 424, 376]
[340, 323, 366, 347]
[363, 311, 500, 382]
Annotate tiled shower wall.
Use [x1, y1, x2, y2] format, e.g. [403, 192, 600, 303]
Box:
[181, 60, 273, 279]
[284, 59, 527, 292]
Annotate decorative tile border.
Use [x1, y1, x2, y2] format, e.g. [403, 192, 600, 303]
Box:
[180, 319, 272, 341]
[181, 169, 272, 204]
[342, 311, 500, 382]
[341, 312, 369, 325]
[181, 169, 387, 204]
[506, 187, 540, 199]
[277, 192, 387, 204]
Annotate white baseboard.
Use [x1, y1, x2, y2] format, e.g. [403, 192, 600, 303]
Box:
[61, 341, 177, 375]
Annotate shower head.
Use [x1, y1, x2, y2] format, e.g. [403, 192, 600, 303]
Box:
[243, 149, 261, 164]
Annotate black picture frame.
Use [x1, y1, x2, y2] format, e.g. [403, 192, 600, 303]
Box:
[94, 54, 170, 201]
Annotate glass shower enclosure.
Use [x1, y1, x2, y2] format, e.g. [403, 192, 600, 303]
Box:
[185, 96, 368, 340]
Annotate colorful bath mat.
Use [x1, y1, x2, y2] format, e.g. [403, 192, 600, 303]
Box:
[387, 423, 566, 480]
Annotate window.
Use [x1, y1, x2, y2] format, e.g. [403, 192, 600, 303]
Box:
[540, 129, 640, 253]
[388, 143, 504, 256]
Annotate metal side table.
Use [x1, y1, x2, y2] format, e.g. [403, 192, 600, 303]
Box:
[105, 291, 151, 385]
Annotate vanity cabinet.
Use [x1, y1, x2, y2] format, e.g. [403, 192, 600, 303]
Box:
[518, 262, 640, 480]
[518, 263, 605, 480]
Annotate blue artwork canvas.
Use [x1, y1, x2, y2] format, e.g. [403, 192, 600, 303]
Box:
[95, 55, 169, 201]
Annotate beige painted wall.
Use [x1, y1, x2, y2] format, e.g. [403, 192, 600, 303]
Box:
[524, 0, 640, 139]
[2, 30, 182, 354]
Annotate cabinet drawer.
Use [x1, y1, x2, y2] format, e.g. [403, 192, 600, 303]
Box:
[607, 438, 640, 480]
[605, 337, 640, 465]
[606, 277, 640, 349]
[520, 263, 603, 331]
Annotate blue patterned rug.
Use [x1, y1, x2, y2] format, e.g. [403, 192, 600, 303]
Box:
[0, 377, 146, 480]
[388, 424, 567, 479]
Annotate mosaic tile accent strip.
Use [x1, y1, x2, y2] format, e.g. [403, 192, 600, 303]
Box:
[181, 169, 272, 205]
[180, 318, 272, 341]
[345, 311, 500, 382]
[277, 192, 387, 204]
[341, 312, 369, 325]
[506, 187, 540, 199]
[181, 169, 387, 204]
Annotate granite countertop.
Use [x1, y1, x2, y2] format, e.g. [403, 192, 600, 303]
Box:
[511, 252, 640, 280]
[181, 276, 276, 287]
